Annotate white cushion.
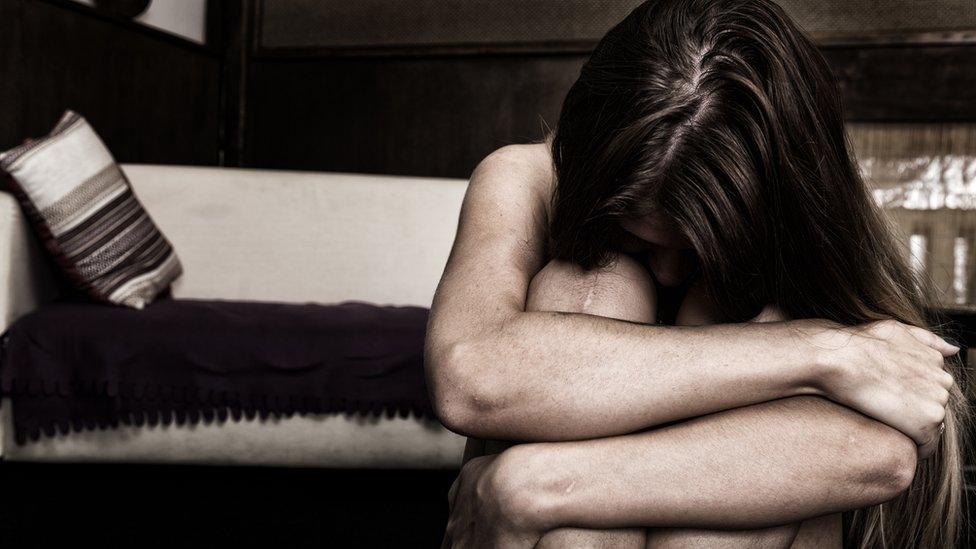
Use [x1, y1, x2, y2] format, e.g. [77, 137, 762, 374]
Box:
[122, 165, 469, 307]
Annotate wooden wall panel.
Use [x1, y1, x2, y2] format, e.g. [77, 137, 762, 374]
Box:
[0, 0, 221, 166]
[823, 45, 976, 122]
[0, 0, 26, 149]
[244, 44, 976, 177]
[246, 55, 585, 178]
[243, 0, 976, 178]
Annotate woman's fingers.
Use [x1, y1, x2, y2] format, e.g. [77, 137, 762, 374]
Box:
[932, 385, 951, 406]
[913, 397, 947, 458]
[903, 325, 959, 357]
[937, 369, 955, 389]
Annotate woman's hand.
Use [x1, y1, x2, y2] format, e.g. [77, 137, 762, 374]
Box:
[801, 317, 956, 459]
[442, 452, 545, 549]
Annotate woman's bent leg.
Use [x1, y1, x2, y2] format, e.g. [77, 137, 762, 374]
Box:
[465, 254, 826, 548]
[460, 254, 657, 469]
[527, 255, 655, 549]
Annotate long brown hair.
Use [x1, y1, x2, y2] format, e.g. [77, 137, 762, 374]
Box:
[547, 0, 971, 546]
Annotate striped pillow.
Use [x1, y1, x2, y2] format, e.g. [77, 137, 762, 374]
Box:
[0, 111, 182, 309]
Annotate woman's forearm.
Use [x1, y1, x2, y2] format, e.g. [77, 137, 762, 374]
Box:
[425, 144, 954, 449]
[431, 311, 824, 441]
[488, 395, 916, 532]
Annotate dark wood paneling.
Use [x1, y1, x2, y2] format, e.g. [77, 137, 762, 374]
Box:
[246, 55, 585, 178]
[244, 43, 976, 177]
[822, 44, 976, 122]
[0, 0, 220, 166]
[0, 1, 26, 148]
[242, 0, 976, 177]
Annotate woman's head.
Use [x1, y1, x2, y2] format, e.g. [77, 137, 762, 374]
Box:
[549, 0, 909, 323]
[548, 0, 970, 546]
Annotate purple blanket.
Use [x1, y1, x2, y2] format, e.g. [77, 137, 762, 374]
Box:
[0, 298, 434, 443]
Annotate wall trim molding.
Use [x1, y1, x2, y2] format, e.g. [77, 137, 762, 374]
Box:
[251, 41, 597, 60]
[814, 29, 976, 48]
[251, 3, 976, 62]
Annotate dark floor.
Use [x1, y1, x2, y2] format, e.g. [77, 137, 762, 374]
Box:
[0, 461, 457, 548]
[1, 462, 973, 548]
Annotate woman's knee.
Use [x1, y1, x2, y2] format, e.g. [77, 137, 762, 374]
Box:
[526, 253, 656, 324]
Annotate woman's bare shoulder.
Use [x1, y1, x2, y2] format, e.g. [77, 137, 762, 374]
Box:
[469, 142, 555, 220]
[474, 143, 553, 184]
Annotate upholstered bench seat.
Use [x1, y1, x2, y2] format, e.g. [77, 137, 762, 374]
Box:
[0, 165, 470, 468]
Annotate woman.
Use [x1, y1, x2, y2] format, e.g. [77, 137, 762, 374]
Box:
[424, 0, 971, 547]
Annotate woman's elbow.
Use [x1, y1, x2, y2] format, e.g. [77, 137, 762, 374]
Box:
[854, 423, 918, 504]
[426, 339, 506, 436]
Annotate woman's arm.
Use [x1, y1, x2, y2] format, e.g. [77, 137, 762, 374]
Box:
[442, 304, 911, 547]
[446, 395, 916, 545]
[425, 145, 956, 448]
